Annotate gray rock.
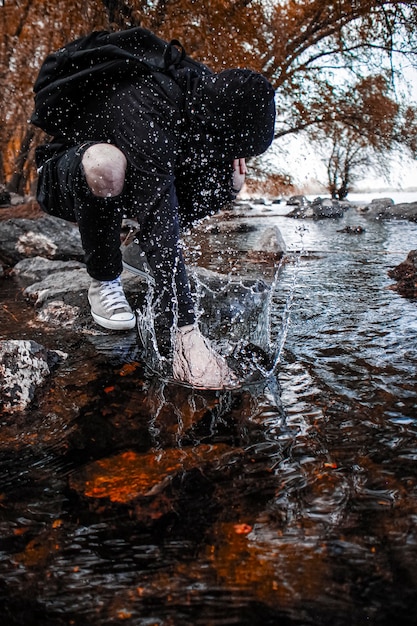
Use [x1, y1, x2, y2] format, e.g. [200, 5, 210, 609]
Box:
[286, 195, 310, 207]
[24, 269, 91, 305]
[253, 225, 287, 254]
[13, 256, 86, 282]
[374, 201, 417, 221]
[285, 205, 314, 219]
[35, 300, 85, 328]
[371, 197, 394, 207]
[311, 197, 345, 219]
[0, 215, 83, 265]
[0, 339, 66, 413]
[286, 196, 346, 219]
[357, 198, 417, 221]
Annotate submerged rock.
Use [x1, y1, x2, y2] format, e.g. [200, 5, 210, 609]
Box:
[0, 339, 66, 413]
[337, 225, 366, 234]
[286, 195, 310, 207]
[68, 444, 239, 526]
[252, 225, 287, 254]
[69, 444, 233, 504]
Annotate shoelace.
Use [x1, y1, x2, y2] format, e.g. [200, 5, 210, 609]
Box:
[99, 279, 129, 313]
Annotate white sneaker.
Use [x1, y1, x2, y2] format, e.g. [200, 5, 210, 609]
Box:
[88, 278, 136, 330]
[172, 324, 239, 390]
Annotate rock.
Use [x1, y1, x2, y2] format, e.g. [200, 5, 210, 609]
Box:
[0, 185, 11, 207]
[12, 256, 86, 282]
[68, 443, 237, 525]
[0, 339, 66, 413]
[69, 444, 232, 504]
[21, 267, 91, 328]
[359, 198, 417, 221]
[0, 214, 83, 266]
[388, 250, 417, 298]
[337, 225, 365, 234]
[23, 269, 91, 306]
[286, 196, 346, 219]
[21, 265, 147, 329]
[251, 198, 269, 205]
[285, 204, 315, 219]
[36, 300, 85, 328]
[286, 195, 310, 207]
[202, 221, 257, 235]
[371, 197, 394, 207]
[253, 226, 286, 254]
[311, 197, 345, 219]
[9, 192, 27, 206]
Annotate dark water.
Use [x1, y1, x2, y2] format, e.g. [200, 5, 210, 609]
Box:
[1, 203, 417, 625]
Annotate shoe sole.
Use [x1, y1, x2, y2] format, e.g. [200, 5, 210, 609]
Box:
[91, 310, 136, 331]
[122, 260, 155, 285]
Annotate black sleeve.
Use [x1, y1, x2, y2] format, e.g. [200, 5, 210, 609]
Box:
[175, 161, 235, 228]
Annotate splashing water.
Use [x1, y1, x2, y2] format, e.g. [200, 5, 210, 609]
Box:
[136, 249, 302, 386]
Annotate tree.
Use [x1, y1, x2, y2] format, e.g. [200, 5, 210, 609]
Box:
[2, 0, 417, 194]
[306, 73, 417, 198]
[0, 0, 107, 192]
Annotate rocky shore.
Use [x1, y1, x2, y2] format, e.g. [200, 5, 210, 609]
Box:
[1, 194, 416, 415]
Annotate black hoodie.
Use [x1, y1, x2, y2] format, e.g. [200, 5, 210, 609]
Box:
[179, 67, 276, 162]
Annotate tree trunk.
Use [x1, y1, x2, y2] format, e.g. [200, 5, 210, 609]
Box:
[6, 126, 35, 195]
[0, 151, 5, 186]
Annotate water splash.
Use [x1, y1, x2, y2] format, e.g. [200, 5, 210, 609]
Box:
[136, 250, 302, 387]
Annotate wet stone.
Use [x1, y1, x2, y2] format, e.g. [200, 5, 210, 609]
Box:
[68, 444, 238, 525]
[388, 249, 417, 298]
[0, 339, 67, 413]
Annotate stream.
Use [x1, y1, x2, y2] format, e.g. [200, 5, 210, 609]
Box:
[1, 200, 417, 625]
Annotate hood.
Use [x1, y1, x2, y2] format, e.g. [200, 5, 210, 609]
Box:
[184, 68, 276, 161]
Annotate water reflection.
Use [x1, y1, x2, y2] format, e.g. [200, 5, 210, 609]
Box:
[1, 203, 417, 625]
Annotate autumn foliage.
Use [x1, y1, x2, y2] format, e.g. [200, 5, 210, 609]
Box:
[1, 0, 417, 195]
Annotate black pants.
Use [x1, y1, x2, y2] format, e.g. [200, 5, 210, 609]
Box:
[37, 142, 195, 328]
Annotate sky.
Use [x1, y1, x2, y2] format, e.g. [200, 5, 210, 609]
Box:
[267, 55, 417, 195]
[278, 137, 417, 193]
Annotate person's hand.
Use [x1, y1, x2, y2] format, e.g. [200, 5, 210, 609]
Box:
[172, 324, 239, 389]
[232, 158, 247, 194]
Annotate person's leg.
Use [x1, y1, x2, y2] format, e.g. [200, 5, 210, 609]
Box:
[51, 142, 135, 330]
[74, 143, 127, 281]
[78, 144, 136, 330]
[131, 181, 237, 388]
[133, 182, 195, 333]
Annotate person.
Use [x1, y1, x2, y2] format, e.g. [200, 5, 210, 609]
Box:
[34, 28, 276, 389]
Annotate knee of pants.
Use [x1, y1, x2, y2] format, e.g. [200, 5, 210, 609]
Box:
[82, 143, 127, 198]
